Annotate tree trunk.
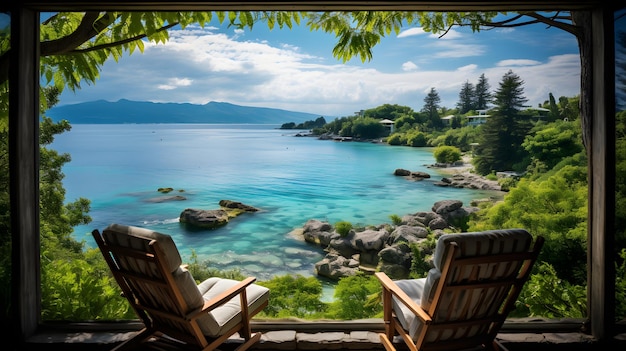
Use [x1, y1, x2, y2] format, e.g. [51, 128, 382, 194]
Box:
[572, 11, 592, 152]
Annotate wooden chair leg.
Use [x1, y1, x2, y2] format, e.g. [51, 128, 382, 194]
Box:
[379, 332, 397, 351]
[232, 331, 262, 351]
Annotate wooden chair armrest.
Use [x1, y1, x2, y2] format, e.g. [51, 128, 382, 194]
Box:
[188, 276, 257, 319]
[375, 272, 432, 324]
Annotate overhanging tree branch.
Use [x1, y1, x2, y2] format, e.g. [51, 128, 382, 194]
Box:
[72, 21, 179, 54]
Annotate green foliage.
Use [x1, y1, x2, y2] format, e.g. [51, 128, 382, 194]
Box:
[327, 274, 382, 319]
[256, 275, 327, 319]
[349, 117, 388, 139]
[473, 70, 532, 175]
[335, 221, 353, 237]
[386, 133, 406, 146]
[514, 262, 586, 318]
[362, 104, 413, 120]
[281, 116, 327, 130]
[393, 114, 420, 132]
[41, 248, 135, 320]
[428, 126, 479, 152]
[405, 130, 427, 147]
[389, 214, 402, 225]
[522, 120, 583, 172]
[409, 244, 432, 279]
[469, 165, 588, 285]
[422, 87, 442, 129]
[433, 145, 462, 164]
[497, 176, 518, 192]
[457, 80, 475, 114]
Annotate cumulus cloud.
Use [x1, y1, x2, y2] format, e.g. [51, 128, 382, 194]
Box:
[402, 61, 418, 71]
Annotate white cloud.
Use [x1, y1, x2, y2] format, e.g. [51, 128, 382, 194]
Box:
[497, 59, 542, 67]
[397, 27, 427, 38]
[402, 61, 418, 71]
[157, 77, 193, 90]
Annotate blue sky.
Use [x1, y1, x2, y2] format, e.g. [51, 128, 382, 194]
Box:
[57, 14, 581, 117]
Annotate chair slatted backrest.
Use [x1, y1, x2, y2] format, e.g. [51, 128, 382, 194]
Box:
[93, 225, 210, 346]
[417, 229, 544, 351]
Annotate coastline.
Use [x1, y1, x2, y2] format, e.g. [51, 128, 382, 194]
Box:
[427, 154, 503, 193]
[429, 155, 475, 175]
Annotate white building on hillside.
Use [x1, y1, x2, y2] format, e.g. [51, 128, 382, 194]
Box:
[465, 109, 490, 126]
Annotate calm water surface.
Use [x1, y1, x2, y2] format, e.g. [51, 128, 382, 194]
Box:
[53, 124, 496, 285]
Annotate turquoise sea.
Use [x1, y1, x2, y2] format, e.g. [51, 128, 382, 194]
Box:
[53, 124, 497, 286]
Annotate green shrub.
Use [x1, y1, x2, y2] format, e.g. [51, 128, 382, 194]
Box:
[406, 131, 427, 147]
[335, 221, 353, 237]
[327, 274, 382, 319]
[389, 214, 402, 225]
[433, 145, 462, 163]
[486, 172, 498, 181]
[386, 133, 405, 145]
[498, 176, 518, 191]
[256, 274, 327, 319]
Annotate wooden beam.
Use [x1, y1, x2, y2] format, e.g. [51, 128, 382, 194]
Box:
[11, 0, 601, 12]
[9, 8, 41, 342]
[588, 6, 616, 340]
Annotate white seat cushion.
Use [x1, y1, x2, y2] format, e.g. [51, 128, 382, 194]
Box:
[196, 277, 270, 337]
[391, 278, 427, 339]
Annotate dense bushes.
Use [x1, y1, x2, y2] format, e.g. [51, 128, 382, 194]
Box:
[433, 145, 462, 164]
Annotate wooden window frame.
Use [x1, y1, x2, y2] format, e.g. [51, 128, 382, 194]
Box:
[6, 0, 620, 345]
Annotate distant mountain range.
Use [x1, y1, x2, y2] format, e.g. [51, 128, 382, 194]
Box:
[46, 99, 324, 124]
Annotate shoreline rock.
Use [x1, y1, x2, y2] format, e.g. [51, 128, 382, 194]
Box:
[179, 200, 260, 230]
[299, 199, 487, 281]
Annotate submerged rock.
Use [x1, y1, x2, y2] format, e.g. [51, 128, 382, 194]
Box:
[179, 208, 229, 229]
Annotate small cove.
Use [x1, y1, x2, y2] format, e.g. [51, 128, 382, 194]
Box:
[53, 123, 501, 293]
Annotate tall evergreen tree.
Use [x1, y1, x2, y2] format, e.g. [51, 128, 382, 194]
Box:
[493, 70, 528, 112]
[473, 70, 532, 174]
[474, 73, 492, 110]
[456, 80, 475, 114]
[421, 87, 442, 129]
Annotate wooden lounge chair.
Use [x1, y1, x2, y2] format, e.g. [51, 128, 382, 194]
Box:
[92, 223, 270, 351]
[376, 229, 544, 351]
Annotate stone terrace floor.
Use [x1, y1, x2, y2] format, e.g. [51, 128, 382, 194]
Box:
[20, 319, 626, 351]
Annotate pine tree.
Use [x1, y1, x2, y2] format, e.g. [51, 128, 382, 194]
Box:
[474, 73, 492, 110]
[421, 87, 442, 129]
[456, 80, 475, 114]
[473, 70, 532, 174]
[493, 70, 528, 112]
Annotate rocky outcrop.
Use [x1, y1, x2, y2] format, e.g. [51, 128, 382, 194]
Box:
[180, 208, 230, 229]
[302, 200, 479, 281]
[218, 199, 260, 212]
[179, 200, 260, 230]
[434, 173, 501, 191]
[397, 166, 503, 191]
[393, 168, 431, 181]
